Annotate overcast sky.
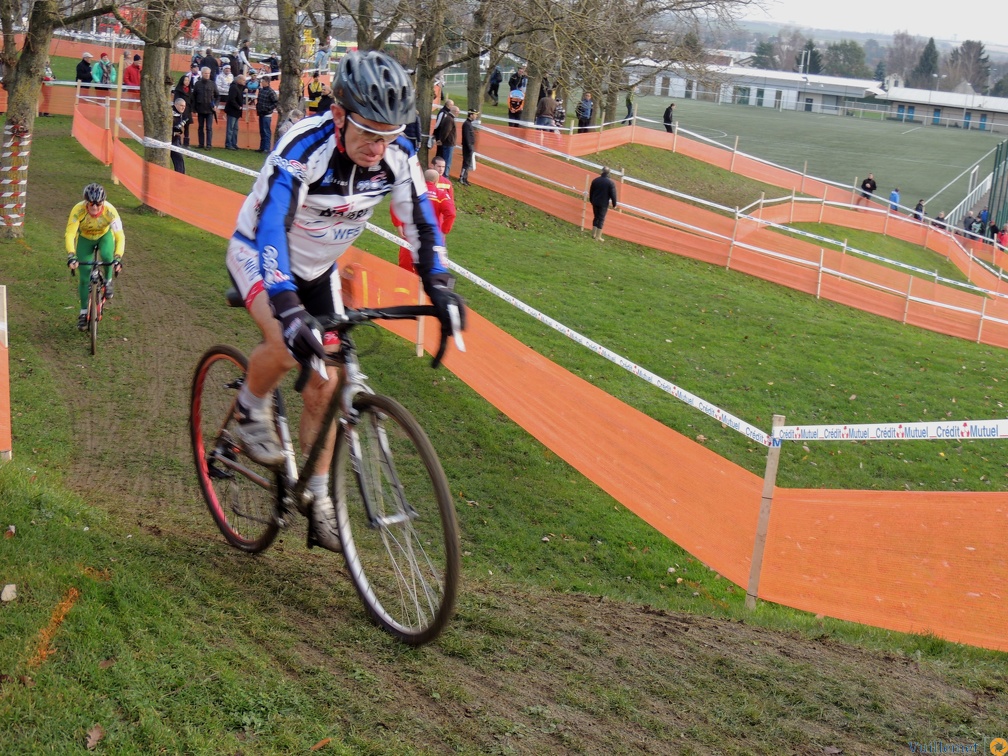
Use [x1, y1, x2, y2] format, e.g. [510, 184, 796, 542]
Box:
[740, 0, 1008, 49]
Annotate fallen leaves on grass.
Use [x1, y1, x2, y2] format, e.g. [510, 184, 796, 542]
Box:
[85, 724, 104, 750]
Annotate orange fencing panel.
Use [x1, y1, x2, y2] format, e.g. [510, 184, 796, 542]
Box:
[762, 488, 1008, 651]
[341, 249, 766, 588]
[71, 104, 114, 165]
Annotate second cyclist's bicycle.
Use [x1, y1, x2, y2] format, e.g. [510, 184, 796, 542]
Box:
[71, 251, 118, 355]
[189, 292, 462, 646]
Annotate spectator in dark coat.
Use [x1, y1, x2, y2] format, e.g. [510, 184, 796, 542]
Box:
[315, 82, 334, 113]
[662, 102, 675, 132]
[174, 63, 200, 146]
[433, 101, 458, 175]
[459, 109, 478, 186]
[192, 66, 218, 149]
[171, 98, 189, 174]
[589, 167, 618, 241]
[403, 113, 423, 152]
[224, 74, 247, 150]
[254, 78, 278, 153]
[76, 52, 94, 94]
[487, 66, 502, 105]
[200, 48, 219, 79]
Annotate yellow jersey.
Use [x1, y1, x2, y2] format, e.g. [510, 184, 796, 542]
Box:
[65, 200, 125, 258]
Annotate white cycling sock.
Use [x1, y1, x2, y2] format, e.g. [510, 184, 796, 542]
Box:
[308, 474, 330, 503]
[237, 384, 270, 417]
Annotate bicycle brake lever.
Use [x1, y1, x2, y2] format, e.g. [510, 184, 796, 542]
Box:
[448, 304, 466, 353]
[310, 326, 328, 382]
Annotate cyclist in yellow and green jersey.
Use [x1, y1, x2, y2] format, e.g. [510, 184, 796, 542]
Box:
[65, 183, 125, 331]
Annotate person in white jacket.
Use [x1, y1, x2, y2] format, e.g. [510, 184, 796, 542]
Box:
[215, 63, 234, 97]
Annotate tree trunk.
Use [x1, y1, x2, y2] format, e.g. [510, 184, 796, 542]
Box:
[465, 2, 488, 112]
[275, 0, 303, 124]
[0, 0, 54, 238]
[414, 0, 446, 168]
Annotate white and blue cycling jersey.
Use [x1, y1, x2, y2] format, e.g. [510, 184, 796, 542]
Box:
[227, 109, 448, 305]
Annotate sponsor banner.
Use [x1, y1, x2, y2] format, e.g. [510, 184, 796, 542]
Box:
[775, 419, 1008, 442]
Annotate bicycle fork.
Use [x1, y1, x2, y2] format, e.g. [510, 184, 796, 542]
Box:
[345, 412, 416, 529]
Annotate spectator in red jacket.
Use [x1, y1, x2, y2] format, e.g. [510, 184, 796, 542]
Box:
[392, 169, 456, 271]
[123, 54, 142, 88]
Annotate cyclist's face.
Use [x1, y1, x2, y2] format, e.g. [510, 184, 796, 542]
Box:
[335, 106, 402, 168]
[86, 201, 104, 217]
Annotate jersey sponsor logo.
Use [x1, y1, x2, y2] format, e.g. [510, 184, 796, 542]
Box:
[261, 244, 290, 286]
[318, 203, 351, 217]
[355, 172, 389, 192]
[331, 226, 362, 242]
[320, 168, 336, 186]
[269, 154, 307, 180]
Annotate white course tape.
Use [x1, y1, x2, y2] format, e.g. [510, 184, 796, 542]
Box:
[776, 419, 1008, 442]
[449, 264, 775, 447]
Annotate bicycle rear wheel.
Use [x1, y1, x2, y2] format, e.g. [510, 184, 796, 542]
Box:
[190, 345, 280, 553]
[333, 394, 460, 646]
[87, 282, 100, 355]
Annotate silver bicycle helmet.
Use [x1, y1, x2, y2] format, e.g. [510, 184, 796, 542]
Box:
[83, 182, 106, 204]
[335, 50, 415, 126]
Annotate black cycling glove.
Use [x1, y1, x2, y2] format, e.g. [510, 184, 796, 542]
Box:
[423, 272, 467, 336]
[269, 290, 326, 368]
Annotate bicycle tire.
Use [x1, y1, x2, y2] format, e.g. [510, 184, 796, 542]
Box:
[88, 282, 99, 355]
[190, 345, 281, 553]
[333, 393, 460, 646]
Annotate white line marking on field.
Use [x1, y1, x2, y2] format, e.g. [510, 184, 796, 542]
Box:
[902, 126, 922, 134]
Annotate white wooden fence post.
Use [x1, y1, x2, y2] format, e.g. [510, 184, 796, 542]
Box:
[746, 414, 785, 610]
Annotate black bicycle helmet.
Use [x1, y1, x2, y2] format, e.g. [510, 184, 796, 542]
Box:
[335, 50, 416, 126]
[83, 182, 106, 204]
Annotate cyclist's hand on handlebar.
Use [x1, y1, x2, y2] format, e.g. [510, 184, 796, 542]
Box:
[423, 273, 467, 368]
[67, 254, 78, 272]
[113, 256, 122, 276]
[424, 273, 467, 335]
[269, 290, 326, 369]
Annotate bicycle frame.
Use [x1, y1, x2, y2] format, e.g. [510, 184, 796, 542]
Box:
[280, 328, 374, 522]
[203, 303, 448, 528]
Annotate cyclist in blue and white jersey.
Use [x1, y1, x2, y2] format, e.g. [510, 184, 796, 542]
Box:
[225, 50, 465, 552]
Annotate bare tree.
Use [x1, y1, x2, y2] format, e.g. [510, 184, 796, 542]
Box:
[276, 0, 309, 119]
[774, 27, 805, 73]
[885, 31, 924, 82]
[111, 3, 233, 183]
[0, 0, 115, 238]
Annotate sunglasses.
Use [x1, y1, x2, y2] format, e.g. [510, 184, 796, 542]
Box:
[345, 114, 404, 145]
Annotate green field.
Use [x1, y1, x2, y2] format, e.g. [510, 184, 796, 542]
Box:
[473, 88, 1002, 219]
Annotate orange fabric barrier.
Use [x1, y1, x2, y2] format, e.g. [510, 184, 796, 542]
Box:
[472, 128, 1008, 350]
[70, 107, 1008, 652]
[762, 489, 1008, 651]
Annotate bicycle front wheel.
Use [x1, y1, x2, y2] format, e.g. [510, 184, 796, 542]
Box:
[190, 345, 280, 553]
[88, 282, 100, 355]
[334, 394, 460, 646]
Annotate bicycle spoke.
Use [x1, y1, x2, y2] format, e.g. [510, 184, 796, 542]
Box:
[190, 346, 281, 553]
[335, 394, 459, 646]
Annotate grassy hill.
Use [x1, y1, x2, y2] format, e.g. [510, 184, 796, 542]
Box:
[1, 116, 1006, 754]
